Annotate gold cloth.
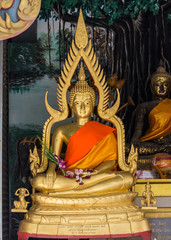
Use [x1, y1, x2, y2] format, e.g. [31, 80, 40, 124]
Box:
[140, 98, 171, 142]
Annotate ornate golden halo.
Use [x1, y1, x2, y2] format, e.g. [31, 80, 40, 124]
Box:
[41, 9, 133, 174]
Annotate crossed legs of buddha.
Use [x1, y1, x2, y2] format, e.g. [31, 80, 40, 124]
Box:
[30, 171, 134, 196]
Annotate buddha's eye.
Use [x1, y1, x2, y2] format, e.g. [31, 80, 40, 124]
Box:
[85, 101, 91, 105]
[74, 101, 80, 105]
[154, 83, 160, 87]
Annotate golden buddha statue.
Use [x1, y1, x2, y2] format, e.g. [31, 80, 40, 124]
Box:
[17, 10, 150, 240]
[131, 63, 171, 155]
[30, 63, 134, 195]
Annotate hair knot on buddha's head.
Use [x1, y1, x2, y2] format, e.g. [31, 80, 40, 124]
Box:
[69, 63, 95, 109]
[78, 63, 86, 81]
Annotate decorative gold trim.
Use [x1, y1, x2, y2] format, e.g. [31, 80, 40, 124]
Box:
[137, 179, 171, 183]
[0, 0, 41, 40]
[144, 208, 171, 218]
[11, 188, 30, 212]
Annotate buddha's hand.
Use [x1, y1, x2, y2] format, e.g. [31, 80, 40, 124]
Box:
[131, 129, 143, 147]
[82, 169, 98, 178]
[45, 169, 56, 188]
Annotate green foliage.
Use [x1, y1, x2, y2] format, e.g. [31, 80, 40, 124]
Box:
[39, 0, 58, 21]
[38, 32, 53, 50]
[37, 136, 66, 176]
[40, 0, 169, 25]
[168, 13, 171, 20]
[168, 9, 171, 22]
[8, 42, 46, 80]
[55, 28, 73, 59]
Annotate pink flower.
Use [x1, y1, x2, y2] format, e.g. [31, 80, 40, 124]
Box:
[53, 154, 67, 170]
[85, 169, 92, 178]
[66, 171, 74, 178]
[86, 169, 93, 173]
[74, 169, 83, 176]
[85, 175, 90, 179]
[79, 177, 84, 185]
[65, 168, 93, 185]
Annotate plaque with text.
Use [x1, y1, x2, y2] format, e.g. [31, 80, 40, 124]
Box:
[149, 218, 171, 240]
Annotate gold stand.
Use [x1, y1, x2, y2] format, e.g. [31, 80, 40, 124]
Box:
[18, 192, 151, 239]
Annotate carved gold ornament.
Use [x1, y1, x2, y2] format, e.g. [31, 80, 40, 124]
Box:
[0, 0, 41, 40]
[0, 0, 14, 9]
[11, 188, 30, 213]
[141, 182, 157, 209]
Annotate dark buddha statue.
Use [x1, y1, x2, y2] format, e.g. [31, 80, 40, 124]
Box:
[131, 64, 171, 156]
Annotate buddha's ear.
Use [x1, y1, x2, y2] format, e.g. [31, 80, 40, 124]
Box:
[150, 83, 155, 97]
[91, 106, 94, 118]
[71, 109, 75, 118]
[69, 104, 74, 117]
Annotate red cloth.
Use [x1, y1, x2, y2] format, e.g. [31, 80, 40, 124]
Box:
[64, 121, 116, 167]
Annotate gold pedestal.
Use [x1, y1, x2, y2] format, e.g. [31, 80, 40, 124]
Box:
[18, 191, 151, 239]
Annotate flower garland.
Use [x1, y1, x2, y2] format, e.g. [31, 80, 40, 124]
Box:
[38, 136, 93, 184]
[66, 169, 93, 185]
[38, 136, 66, 176]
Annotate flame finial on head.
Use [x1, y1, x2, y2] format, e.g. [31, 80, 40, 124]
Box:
[78, 62, 86, 81]
[75, 9, 88, 49]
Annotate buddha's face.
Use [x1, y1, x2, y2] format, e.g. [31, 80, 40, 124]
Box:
[153, 78, 169, 98]
[73, 93, 93, 118]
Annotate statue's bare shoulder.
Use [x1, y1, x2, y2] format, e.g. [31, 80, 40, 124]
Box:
[135, 99, 160, 116]
[52, 122, 81, 144]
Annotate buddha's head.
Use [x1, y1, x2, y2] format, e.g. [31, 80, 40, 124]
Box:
[151, 64, 171, 99]
[69, 63, 95, 118]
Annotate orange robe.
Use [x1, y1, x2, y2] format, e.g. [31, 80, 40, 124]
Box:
[64, 121, 117, 171]
[140, 98, 171, 142]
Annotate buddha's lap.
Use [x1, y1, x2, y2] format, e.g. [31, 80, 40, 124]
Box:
[30, 171, 134, 192]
